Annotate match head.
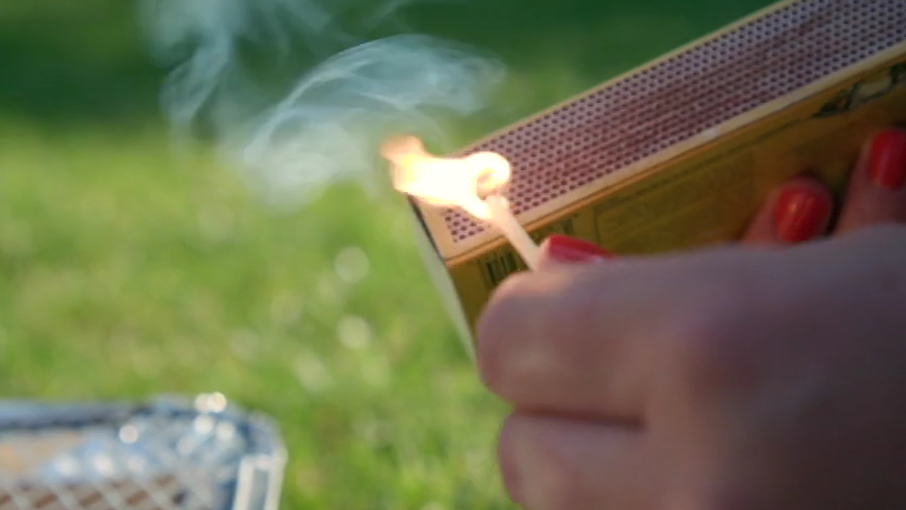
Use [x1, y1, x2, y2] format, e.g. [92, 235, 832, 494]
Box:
[378, 134, 515, 221]
[464, 151, 512, 198]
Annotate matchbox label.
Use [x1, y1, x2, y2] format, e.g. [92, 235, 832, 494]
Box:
[815, 59, 906, 117]
[593, 151, 755, 254]
[477, 216, 580, 289]
[481, 251, 520, 289]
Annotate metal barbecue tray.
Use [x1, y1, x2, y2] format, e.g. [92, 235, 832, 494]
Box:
[0, 393, 286, 510]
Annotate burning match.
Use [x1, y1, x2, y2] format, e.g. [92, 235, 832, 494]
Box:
[381, 135, 540, 270]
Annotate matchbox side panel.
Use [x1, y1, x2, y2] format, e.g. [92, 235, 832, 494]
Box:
[443, 0, 906, 243]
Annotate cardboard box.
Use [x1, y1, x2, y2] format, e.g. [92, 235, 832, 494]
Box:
[408, 0, 906, 355]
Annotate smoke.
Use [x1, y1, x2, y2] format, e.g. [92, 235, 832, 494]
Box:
[140, 0, 507, 207]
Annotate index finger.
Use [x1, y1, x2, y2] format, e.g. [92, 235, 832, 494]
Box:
[476, 257, 657, 422]
[476, 243, 767, 423]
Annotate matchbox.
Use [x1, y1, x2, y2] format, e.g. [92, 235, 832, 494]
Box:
[408, 0, 906, 353]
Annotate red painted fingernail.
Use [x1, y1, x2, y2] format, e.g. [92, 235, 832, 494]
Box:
[772, 187, 832, 243]
[867, 130, 906, 190]
[547, 235, 613, 262]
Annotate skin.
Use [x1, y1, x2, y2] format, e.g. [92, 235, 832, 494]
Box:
[476, 130, 906, 510]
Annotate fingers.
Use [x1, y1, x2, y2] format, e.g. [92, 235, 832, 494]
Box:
[476, 239, 743, 422]
[499, 413, 650, 510]
[480, 236, 649, 421]
[742, 177, 833, 246]
[834, 129, 906, 234]
[740, 129, 906, 244]
[477, 264, 647, 420]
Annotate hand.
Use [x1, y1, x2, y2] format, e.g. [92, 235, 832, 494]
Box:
[476, 129, 906, 509]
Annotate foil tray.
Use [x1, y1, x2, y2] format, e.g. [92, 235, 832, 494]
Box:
[0, 394, 286, 510]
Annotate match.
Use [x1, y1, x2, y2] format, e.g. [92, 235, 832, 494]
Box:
[483, 194, 540, 271]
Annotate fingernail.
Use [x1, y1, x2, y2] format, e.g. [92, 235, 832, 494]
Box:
[547, 235, 613, 262]
[772, 187, 832, 243]
[867, 130, 906, 190]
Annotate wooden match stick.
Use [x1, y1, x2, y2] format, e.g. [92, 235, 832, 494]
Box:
[484, 194, 540, 271]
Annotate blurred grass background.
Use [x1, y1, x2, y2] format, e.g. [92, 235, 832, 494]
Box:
[0, 0, 772, 508]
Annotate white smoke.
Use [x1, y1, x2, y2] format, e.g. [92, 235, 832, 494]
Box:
[140, 0, 507, 206]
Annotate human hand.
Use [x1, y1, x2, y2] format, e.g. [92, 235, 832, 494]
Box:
[477, 129, 906, 509]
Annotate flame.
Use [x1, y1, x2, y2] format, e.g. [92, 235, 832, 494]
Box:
[380, 135, 511, 220]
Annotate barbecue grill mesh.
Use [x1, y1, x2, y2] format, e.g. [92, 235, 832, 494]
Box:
[0, 394, 285, 510]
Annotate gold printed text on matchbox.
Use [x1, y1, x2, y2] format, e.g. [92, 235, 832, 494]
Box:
[478, 216, 584, 289]
[593, 153, 755, 255]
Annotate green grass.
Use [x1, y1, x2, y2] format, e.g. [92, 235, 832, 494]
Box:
[0, 1, 773, 508]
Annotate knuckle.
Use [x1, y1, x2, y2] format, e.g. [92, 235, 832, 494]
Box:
[667, 286, 760, 399]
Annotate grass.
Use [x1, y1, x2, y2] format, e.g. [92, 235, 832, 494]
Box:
[0, 0, 772, 508]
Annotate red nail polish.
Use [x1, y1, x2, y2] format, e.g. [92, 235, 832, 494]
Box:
[547, 235, 613, 262]
[867, 130, 906, 190]
[772, 187, 832, 243]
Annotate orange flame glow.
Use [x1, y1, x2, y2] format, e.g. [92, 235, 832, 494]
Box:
[380, 135, 511, 220]
[381, 134, 540, 270]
